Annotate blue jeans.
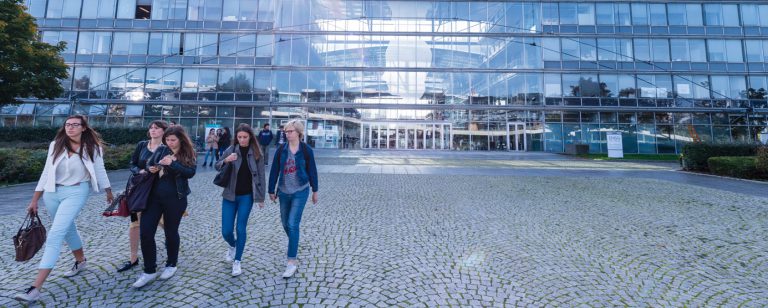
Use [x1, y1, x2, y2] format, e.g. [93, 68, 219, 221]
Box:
[221, 194, 254, 261]
[39, 182, 90, 269]
[278, 188, 309, 260]
[203, 147, 217, 165]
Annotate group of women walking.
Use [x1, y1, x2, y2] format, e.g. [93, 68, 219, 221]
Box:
[15, 116, 319, 303]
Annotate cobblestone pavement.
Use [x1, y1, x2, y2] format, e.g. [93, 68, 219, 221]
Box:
[1, 153, 767, 306]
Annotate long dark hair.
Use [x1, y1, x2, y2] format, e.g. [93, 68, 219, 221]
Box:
[233, 123, 261, 160]
[52, 115, 103, 161]
[147, 120, 169, 138]
[163, 126, 196, 166]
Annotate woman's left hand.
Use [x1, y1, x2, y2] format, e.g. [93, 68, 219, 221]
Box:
[158, 155, 174, 166]
[311, 192, 318, 204]
[257, 202, 264, 209]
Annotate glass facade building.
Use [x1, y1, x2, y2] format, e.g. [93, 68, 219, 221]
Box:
[5, 0, 768, 152]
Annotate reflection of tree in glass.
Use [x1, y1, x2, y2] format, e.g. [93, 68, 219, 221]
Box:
[217, 73, 252, 92]
[742, 88, 766, 100]
[74, 76, 90, 90]
[569, 77, 604, 97]
[618, 87, 636, 98]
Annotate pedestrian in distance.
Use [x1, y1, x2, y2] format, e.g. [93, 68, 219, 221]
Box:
[218, 127, 231, 158]
[203, 128, 219, 166]
[258, 123, 274, 166]
[268, 119, 319, 278]
[117, 120, 168, 273]
[215, 123, 266, 276]
[15, 115, 113, 303]
[132, 126, 197, 288]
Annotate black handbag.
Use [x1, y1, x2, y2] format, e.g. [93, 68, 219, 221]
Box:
[126, 171, 155, 212]
[14, 212, 47, 262]
[213, 161, 232, 187]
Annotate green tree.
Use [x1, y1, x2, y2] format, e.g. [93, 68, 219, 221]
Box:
[0, 0, 69, 107]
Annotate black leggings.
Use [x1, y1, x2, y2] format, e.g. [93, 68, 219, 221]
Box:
[140, 195, 188, 274]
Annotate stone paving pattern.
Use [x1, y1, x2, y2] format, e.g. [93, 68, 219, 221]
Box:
[1, 154, 767, 306]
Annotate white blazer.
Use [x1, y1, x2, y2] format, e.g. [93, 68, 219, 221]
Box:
[35, 141, 111, 193]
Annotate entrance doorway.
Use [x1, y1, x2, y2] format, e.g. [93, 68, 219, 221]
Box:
[507, 122, 527, 151]
[362, 122, 452, 150]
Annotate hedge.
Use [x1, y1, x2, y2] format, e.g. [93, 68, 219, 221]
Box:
[681, 143, 760, 171]
[707, 156, 760, 179]
[0, 145, 135, 185]
[0, 127, 147, 146]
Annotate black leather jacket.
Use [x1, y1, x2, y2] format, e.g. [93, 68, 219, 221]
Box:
[148, 145, 196, 199]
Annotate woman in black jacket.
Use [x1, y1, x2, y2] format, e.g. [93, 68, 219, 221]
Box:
[117, 120, 167, 273]
[132, 126, 196, 288]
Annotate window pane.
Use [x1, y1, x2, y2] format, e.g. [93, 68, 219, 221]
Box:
[689, 40, 706, 62]
[130, 33, 149, 54]
[256, 34, 273, 57]
[741, 4, 759, 26]
[725, 40, 743, 63]
[577, 3, 594, 25]
[113, 32, 130, 54]
[631, 3, 648, 25]
[707, 40, 725, 62]
[559, 3, 577, 25]
[617, 39, 633, 61]
[616, 4, 631, 26]
[633, 39, 650, 61]
[77, 32, 94, 54]
[704, 4, 721, 26]
[722, 5, 739, 27]
[149, 33, 181, 55]
[651, 39, 669, 62]
[745, 41, 763, 62]
[117, 0, 136, 18]
[542, 3, 558, 25]
[649, 4, 666, 26]
[238, 34, 256, 56]
[580, 38, 596, 61]
[597, 39, 616, 61]
[561, 39, 579, 60]
[542, 38, 560, 61]
[670, 39, 688, 62]
[667, 4, 686, 26]
[596, 3, 613, 25]
[686, 4, 703, 26]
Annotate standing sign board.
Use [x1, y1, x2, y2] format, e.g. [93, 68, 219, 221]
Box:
[607, 131, 623, 158]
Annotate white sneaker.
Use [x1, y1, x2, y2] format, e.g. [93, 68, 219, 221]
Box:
[282, 264, 298, 278]
[232, 261, 242, 277]
[63, 259, 87, 277]
[14, 286, 41, 303]
[225, 246, 236, 262]
[132, 273, 158, 288]
[159, 266, 177, 280]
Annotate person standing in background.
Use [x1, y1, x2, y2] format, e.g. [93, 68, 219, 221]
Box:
[258, 124, 274, 166]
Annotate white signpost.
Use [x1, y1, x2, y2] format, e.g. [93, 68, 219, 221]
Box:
[607, 131, 624, 158]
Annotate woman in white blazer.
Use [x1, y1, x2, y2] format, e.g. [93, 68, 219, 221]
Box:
[15, 115, 113, 303]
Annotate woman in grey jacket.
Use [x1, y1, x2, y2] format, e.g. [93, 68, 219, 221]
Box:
[215, 123, 266, 276]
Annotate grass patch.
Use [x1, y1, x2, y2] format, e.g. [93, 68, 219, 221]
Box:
[575, 153, 681, 161]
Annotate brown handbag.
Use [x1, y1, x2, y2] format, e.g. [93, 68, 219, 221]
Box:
[13, 212, 47, 262]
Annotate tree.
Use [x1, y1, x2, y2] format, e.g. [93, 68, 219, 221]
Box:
[0, 0, 69, 107]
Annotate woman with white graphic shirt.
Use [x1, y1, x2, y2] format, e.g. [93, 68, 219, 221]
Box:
[268, 119, 319, 278]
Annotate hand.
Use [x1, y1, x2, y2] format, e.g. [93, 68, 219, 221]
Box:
[257, 202, 264, 209]
[27, 200, 38, 214]
[269, 194, 277, 203]
[224, 153, 238, 163]
[105, 190, 114, 204]
[148, 166, 160, 173]
[159, 155, 174, 166]
[311, 192, 319, 204]
[139, 169, 147, 174]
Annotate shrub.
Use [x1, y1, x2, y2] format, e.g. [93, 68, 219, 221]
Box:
[757, 147, 768, 175]
[0, 127, 147, 146]
[682, 143, 760, 171]
[707, 156, 759, 179]
[0, 145, 136, 185]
